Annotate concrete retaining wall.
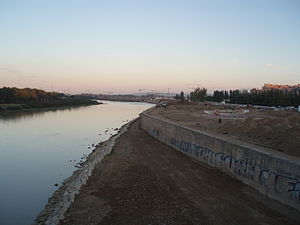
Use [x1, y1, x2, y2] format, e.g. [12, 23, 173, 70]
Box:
[141, 112, 300, 210]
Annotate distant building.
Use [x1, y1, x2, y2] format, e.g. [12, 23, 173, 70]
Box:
[262, 83, 300, 92]
[251, 84, 300, 94]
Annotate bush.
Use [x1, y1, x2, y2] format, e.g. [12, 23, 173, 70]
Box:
[0, 106, 4, 111]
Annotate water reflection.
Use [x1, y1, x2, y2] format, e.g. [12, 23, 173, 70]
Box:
[0, 101, 152, 225]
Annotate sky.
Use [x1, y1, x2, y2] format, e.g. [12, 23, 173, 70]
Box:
[0, 0, 299, 94]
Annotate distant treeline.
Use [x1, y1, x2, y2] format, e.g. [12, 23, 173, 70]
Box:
[210, 89, 300, 107]
[175, 88, 208, 102]
[176, 88, 300, 107]
[0, 87, 99, 111]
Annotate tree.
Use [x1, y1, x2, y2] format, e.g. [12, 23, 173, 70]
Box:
[224, 91, 229, 99]
[226, 88, 300, 106]
[186, 94, 190, 101]
[190, 88, 207, 102]
[212, 91, 224, 102]
[175, 94, 180, 100]
[180, 91, 185, 102]
[0, 87, 99, 109]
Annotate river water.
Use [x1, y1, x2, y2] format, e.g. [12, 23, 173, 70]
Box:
[0, 101, 152, 225]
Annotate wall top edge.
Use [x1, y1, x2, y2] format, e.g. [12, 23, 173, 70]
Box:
[141, 112, 300, 166]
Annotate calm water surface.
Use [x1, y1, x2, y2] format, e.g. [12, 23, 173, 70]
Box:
[0, 101, 152, 225]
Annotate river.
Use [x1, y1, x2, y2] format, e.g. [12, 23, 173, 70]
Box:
[0, 101, 152, 225]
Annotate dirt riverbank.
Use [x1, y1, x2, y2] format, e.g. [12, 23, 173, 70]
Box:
[59, 118, 300, 225]
[150, 104, 300, 158]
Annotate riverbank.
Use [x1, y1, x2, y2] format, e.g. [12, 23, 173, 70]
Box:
[33, 119, 132, 225]
[0, 102, 102, 118]
[0, 101, 151, 225]
[57, 118, 299, 225]
[0, 87, 100, 115]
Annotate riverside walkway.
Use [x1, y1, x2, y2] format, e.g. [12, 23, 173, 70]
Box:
[60, 119, 300, 225]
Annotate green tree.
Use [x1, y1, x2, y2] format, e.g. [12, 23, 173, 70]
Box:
[213, 91, 224, 102]
[180, 91, 185, 102]
[190, 88, 207, 102]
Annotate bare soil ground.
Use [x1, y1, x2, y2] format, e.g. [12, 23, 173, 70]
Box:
[60, 119, 300, 225]
[150, 103, 300, 158]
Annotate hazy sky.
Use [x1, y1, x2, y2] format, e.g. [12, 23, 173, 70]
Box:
[0, 0, 299, 94]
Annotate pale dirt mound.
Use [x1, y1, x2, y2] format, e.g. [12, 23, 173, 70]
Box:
[150, 104, 300, 158]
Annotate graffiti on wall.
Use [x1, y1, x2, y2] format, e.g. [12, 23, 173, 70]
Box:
[146, 125, 300, 202]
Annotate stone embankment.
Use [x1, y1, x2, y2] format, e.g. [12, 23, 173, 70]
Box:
[33, 121, 132, 225]
[141, 112, 300, 211]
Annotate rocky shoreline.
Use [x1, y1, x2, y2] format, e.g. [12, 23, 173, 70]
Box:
[33, 119, 134, 225]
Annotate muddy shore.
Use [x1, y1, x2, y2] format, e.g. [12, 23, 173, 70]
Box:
[55, 118, 299, 225]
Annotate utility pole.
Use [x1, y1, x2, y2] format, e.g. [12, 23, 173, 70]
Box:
[167, 88, 171, 98]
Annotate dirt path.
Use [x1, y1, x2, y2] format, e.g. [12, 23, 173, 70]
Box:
[60, 119, 300, 225]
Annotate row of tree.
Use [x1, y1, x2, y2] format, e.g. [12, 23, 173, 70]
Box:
[175, 88, 300, 107]
[0, 87, 99, 110]
[175, 88, 207, 102]
[228, 89, 300, 106]
[0, 87, 61, 103]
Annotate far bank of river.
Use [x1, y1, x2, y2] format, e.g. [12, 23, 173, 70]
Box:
[0, 102, 100, 117]
[0, 101, 153, 225]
